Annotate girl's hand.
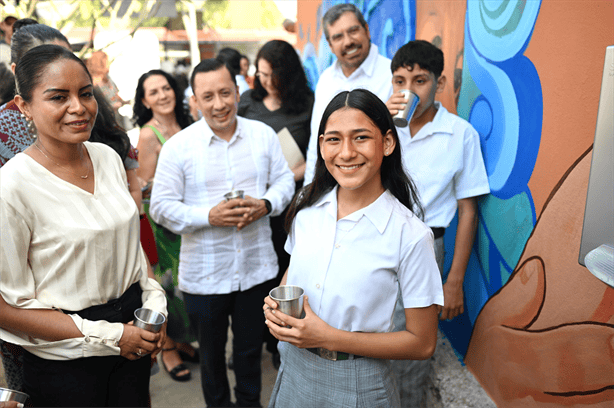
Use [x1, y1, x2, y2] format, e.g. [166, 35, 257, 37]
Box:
[264, 296, 333, 349]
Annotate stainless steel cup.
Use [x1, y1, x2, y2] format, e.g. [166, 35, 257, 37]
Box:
[133, 308, 166, 333]
[224, 190, 244, 201]
[392, 90, 420, 128]
[0, 388, 29, 404]
[269, 285, 304, 319]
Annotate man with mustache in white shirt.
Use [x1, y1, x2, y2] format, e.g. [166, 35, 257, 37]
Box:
[303, 3, 392, 184]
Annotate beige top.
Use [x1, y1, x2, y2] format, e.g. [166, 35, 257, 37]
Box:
[0, 142, 167, 360]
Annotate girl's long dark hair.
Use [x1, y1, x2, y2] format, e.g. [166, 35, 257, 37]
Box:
[132, 69, 192, 129]
[251, 40, 313, 115]
[285, 89, 423, 231]
[89, 88, 131, 162]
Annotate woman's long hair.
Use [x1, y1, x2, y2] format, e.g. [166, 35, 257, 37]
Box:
[251, 40, 313, 115]
[89, 88, 131, 162]
[132, 69, 192, 129]
[285, 89, 423, 231]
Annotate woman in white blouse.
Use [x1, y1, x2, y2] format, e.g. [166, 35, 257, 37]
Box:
[0, 44, 167, 407]
[263, 89, 444, 408]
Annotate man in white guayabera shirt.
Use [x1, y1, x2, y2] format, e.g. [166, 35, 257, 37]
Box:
[150, 58, 294, 407]
[303, 3, 393, 184]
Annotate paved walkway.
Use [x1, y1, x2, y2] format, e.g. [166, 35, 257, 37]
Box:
[1, 331, 495, 407]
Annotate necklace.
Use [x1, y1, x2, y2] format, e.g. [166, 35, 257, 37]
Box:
[34, 142, 90, 179]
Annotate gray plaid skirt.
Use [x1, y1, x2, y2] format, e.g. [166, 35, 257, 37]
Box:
[268, 341, 400, 408]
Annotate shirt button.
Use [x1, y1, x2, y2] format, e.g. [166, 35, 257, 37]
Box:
[102, 339, 107, 345]
[113, 303, 122, 312]
[114, 341, 119, 347]
[85, 336, 91, 343]
[316, 284, 320, 289]
[237, 249, 241, 253]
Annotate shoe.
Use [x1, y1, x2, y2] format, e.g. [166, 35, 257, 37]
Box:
[161, 347, 191, 382]
[178, 348, 200, 363]
[272, 351, 281, 370]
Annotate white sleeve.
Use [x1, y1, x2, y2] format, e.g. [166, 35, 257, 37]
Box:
[397, 230, 444, 309]
[454, 125, 490, 200]
[149, 140, 212, 234]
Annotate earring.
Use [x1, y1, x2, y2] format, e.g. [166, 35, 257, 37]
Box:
[25, 116, 36, 137]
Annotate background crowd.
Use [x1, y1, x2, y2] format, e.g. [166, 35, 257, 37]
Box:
[0, 3, 489, 407]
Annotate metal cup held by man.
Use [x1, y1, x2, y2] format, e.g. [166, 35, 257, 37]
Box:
[393, 90, 420, 127]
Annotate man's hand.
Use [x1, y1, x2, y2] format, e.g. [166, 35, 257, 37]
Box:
[236, 196, 269, 230]
[386, 91, 409, 116]
[208, 199, 252, 228]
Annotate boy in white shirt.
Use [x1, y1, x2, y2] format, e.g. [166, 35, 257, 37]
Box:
[386, 40, 490, 407]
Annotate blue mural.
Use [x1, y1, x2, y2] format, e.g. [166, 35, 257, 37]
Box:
[442, 0, 543, 357]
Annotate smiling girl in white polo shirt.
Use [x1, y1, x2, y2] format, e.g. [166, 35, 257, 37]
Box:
[263, 89, 444, 408]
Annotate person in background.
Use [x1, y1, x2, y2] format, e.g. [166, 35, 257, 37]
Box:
[0, 62, 15, 105]
[240, 54, 253, 89]
[218, 47, 250, 95]
[132, 68, 197, 383]
[0, 15, 16, 67]
[1, 43, 167, 407]
[303, 3, 393, 184]
[264, 89, 443, 408]
[0, 19, 72, 393]
[150, 58, 295, 407]
[86, 50, 129, 125]
[385, 40, 490, 407]
[237, 39, 314, 369]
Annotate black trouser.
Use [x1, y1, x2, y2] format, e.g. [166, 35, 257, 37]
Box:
[23, 283, 151, 407]
[183, 280, 271, 407]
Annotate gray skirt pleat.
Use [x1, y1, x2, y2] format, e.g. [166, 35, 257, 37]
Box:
[268, 341, 400, 408]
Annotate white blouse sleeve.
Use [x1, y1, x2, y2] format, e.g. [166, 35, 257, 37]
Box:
[397, 230, 445, 309]
[0, 199, 126, 360]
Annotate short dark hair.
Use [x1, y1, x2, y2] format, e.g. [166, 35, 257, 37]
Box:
[285, 89, 423, 230]
[132, 69, 192, 129]
[322, 3, 368, 41]
[217, 47, 242, 77]
[15, 44, 89, 103]
[11, 20, 69, 65]
[0, 63, 15, 105]
[251, 40, 313, 115]
[190, 58, 236, 91]
[391, 40, 444, 79]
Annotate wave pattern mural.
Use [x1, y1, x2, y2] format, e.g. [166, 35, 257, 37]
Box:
[441, 0, 543, 356]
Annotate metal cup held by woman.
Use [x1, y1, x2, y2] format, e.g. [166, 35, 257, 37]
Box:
[392, 90, 420, 128]
[0, 388, 29, 405]
[133, 308, 166, 333]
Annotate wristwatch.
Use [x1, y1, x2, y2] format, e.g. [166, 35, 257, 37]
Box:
[262, 199, 272, 215]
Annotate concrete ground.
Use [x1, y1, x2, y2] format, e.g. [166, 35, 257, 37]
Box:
[1, 330, 496, 407]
